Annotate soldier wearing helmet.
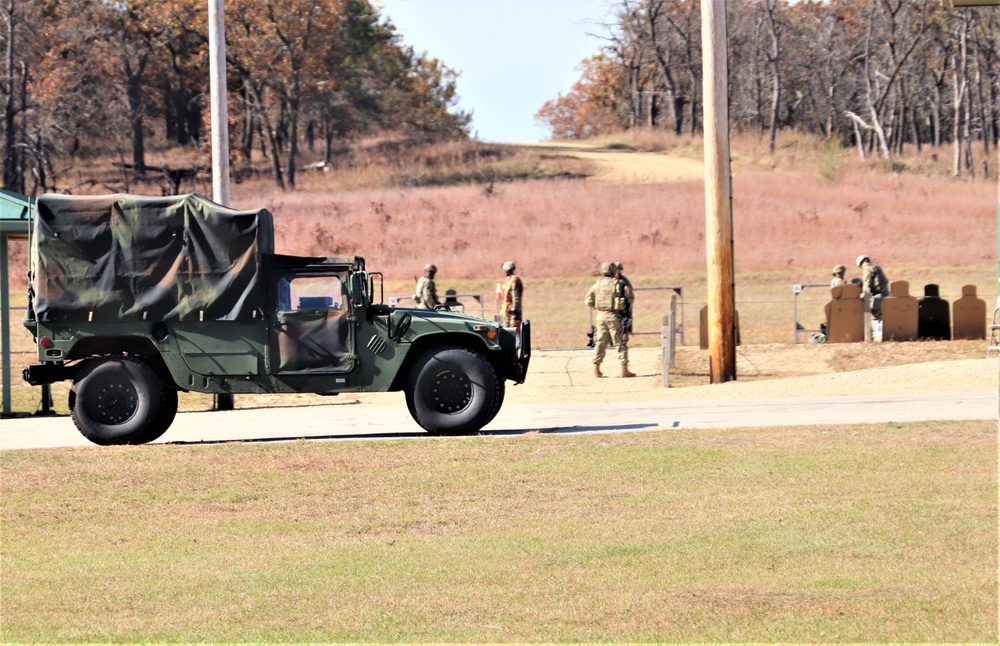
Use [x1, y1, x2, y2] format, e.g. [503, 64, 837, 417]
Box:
[831, 264, 846, 288]
[585, 261, 635, 378]
[414, 263, 440, 309]
[498, 260, 523, 328]
[857, 254, 890, 335]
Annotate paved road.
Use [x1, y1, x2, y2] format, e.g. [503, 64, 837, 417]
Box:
[1, 391, 996, 450]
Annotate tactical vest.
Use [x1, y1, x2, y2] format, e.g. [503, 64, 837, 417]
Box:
[867, 264, 889, 296]
[414, 277, 428, 305]
[499, 274, 522, 317]
[594, 277, 625, 311]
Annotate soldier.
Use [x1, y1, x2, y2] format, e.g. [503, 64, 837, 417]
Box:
[831, 264, 846, 288]
[856, 254, 889, 321]
[612, 260, 635, 343]
[498, 260, 523, 328]
[585, 261, 635, 378]
[414, 263, 440, 309]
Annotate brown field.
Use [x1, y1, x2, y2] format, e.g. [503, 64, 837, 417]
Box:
[3, 133, 997, 414]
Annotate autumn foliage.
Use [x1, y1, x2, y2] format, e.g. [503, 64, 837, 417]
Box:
[536, 0, 999, 179]
[1, 0, 470, 195]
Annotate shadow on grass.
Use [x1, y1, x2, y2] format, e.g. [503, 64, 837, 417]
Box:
[162, 423, 662, 446]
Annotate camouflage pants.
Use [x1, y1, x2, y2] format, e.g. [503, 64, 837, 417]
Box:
[592, 312, 628, 365]
[870, 293, 885, 321]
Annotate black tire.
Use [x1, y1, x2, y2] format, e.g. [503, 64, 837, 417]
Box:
[132, 387, 178, 445]
[70, 356, 169, 446]
[405, 346, 503, 435]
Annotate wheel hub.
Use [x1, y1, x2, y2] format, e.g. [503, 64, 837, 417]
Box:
[430, 370, 472, 413]
[92, 381, 139, 425]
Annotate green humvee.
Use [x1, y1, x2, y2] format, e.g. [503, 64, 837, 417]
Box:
[22, 193, 529, 445]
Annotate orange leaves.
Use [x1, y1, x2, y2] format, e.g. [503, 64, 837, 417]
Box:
[535, 54, 626, 139]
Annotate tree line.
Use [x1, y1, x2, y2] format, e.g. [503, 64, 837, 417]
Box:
[536, 0, 999, 177]
[1, 0, 471, 195]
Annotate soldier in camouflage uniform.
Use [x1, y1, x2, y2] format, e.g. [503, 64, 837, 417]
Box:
[414, 263, 440, 309]
[585, 262, 635, 378]
[612, 261, 634, 356]
[498, 260, 523, 328]
[856, 255, 889, 321]
[830, 264, 846, 288]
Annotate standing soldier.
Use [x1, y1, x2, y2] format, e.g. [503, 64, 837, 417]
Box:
[585, 262, 635, 378]
[612, 261, 634, 333]
[498, 260, 523, 328]
[830, 264, 846, 288]
[857, 254, 890, 340]
[414, 263, 440, 309]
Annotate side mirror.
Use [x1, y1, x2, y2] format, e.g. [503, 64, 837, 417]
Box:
[389, 311, 411, 342]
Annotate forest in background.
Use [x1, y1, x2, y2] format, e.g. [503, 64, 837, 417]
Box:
[2, 0, 997, 198]
[536, 0, 999, 179]
[0, 0, 470, 196]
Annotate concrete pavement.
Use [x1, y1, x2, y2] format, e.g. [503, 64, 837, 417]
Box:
[1, 391, 996, 450]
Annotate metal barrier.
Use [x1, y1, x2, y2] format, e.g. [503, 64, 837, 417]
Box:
[634, 286, 685, 345]
[792, 283, 831, 344]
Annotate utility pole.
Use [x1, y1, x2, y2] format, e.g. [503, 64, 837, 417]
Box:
[208, 0, 234, 410]
[701, 0, 736, 383]
[208, 0, 231, 206]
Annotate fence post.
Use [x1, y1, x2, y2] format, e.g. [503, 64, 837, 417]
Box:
[662, 315, 671, 388]
[863, 292, 872, 343]
[669, 294, 678, 367]
[662, 293, 678, 388]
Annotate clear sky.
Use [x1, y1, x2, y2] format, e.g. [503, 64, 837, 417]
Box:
[376, 0, 613, 143]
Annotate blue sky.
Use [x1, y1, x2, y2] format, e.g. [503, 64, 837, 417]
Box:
[377, 0, 613, 143]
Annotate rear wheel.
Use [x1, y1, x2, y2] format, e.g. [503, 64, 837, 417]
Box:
[405, 346, 503, 435]
[70, 356, 171, 445]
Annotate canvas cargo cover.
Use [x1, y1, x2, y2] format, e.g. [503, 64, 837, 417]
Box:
[31, 193, 274, 322]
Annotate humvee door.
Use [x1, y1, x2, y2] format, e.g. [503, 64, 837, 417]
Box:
[269, 273, 355, 374]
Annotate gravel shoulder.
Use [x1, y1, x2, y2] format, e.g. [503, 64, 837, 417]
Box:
[502, 346, 999, 405]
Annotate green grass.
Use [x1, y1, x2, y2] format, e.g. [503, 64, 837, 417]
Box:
[1, 421, 996, 642]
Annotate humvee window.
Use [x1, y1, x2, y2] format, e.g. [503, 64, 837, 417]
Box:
[284, 275, 346, 311]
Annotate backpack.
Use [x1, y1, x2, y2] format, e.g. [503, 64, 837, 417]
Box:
[871, 264, 889, 296]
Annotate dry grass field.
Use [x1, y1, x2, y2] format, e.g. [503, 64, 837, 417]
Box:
[1, 132, 997, 643]
[3, 131, 997, 413]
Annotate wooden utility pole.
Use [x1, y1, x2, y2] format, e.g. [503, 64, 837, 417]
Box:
[208, 0, 234, 410]
[208, 0, 231, 206]
[701, 0, 736, 383]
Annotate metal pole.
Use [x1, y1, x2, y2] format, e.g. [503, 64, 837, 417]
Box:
[1, 233, 11, 416]
[702, 0, 736, 382]
[208, 0, 230, 207]
[209, 0, 234, 411]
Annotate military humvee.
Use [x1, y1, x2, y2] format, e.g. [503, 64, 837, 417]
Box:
[22, 193, 529, 445]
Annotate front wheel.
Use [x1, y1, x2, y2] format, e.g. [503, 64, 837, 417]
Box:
[70, 356, 171, 446]
[405, 346, 504, 435]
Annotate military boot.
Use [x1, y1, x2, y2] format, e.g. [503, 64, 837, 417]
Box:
[594, 363, 603, 378]
[621, 364, 636, 378]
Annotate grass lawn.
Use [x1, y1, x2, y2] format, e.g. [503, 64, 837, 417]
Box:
[1, 420, 996, 642]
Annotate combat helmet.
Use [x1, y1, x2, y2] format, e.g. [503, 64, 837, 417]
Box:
[424, 263, 437, 273]
[501, 260, 516, 272]
[832, 264, 846, 275]
[855, 255, 869, 267]
[600, 261, 614, 276]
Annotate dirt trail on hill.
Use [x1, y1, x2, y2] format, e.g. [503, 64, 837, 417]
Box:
[519, 142, 704, 183]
